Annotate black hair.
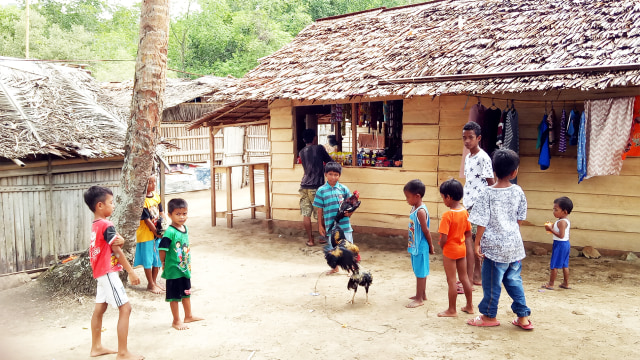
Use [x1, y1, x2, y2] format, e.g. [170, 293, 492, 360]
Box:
[327, 134, 338, 147]
[168, 198, 188, 214]
[554, 196, 573, 214]
[302, 128, 316, 144]
[492, 149, 520, 179]
[324, 161, 342, 175]
[84, 186, 113, 212]
[463, 121, 482, 137]
[439, 178, 463, 201]
[403, 179, 425, 197]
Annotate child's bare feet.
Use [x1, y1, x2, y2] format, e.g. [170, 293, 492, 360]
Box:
[146, 284, 164, 294]
[437, 309, 458, 317]
[116, 351, 144, 360]
[460, 305, 474, 314]
[90, 346, 117, 357]
[184, 315, 204, 323]
[172, 321, 189, 330]
[405, 300, 424, 308]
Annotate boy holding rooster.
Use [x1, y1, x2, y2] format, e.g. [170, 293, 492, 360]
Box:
[313, 161, 355, 275]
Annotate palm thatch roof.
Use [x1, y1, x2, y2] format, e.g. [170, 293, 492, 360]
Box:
[101, 76, 238, 122]
[0, 57, 126, 160]
[207, 0, 640, 102]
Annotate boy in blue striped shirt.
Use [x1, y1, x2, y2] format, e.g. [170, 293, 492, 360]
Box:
[313, 162, 354, 274]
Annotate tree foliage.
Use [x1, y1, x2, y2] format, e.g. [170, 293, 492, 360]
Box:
[0, 0, 420, 80]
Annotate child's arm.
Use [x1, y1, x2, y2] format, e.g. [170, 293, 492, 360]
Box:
[159, 250, 166, 270]
[545, 219, 567, 238]
[417, 208, 435, 254]
[144, 218, 159, 237]
[438, 233, 447, 249]
[317, 207, 326, 236]
[486, 177, 496, 186]
[111, 245, 141, 285]
[475, 226, 486, 258]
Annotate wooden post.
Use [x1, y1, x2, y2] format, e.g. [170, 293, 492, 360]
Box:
[226, 166, 233, 228]
[249, 164, 256, 219]
[351, 103, 357, 164]
[263, 163, 271, 220]
[159, 161, 166, 213]
[209, 127, 217, 227]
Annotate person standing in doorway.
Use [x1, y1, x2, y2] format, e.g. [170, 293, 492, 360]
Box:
[299, 128, 333, 246]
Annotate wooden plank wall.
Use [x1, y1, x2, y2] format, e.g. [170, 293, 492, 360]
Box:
[269, 95, 640, 252]
[437, 95, 640, 252]
[162, 123, 223, 164]
[0, 164, 121, 273]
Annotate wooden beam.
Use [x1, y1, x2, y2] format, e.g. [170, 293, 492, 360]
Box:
[187, 101, 247, 130]
[209, 127, 217, 227]
[379, 63, 640, 85]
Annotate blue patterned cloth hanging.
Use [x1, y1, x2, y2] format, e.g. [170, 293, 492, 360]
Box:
[577, 111, 587, 183]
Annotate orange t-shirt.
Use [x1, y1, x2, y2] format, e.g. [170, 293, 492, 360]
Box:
[438, 208, 472, 260]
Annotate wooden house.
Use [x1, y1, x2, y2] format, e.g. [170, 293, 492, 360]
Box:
[0, 57, 127, 273]
[189, 0, 640, 252]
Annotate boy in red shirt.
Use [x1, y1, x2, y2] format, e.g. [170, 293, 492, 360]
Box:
[84, 186, 143, 360]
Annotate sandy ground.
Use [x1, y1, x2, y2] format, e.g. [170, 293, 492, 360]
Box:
[2, 187, 640, 360]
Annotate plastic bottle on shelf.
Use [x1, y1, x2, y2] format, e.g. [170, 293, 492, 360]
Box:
[357, 149, 364, 167]
[371, 150, 377, 166]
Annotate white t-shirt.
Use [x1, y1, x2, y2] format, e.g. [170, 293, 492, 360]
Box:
[463, 149, 494, 209]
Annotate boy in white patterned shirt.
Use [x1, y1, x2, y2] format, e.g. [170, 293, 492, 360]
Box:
[462, 121, 495, 287]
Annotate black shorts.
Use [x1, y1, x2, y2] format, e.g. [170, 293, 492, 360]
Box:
[165, 277, 191, 302]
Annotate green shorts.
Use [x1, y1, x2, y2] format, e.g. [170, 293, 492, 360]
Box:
[299, 188, 318, 218]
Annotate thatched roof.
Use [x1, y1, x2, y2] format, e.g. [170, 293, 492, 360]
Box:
[101, 76, 238, 122]
[187, 100, 270, 130]
[207, 0, 640, 102]
[0, 57, 126, 160]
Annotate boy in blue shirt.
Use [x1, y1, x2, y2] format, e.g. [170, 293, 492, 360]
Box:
[313, 161, 354, 274]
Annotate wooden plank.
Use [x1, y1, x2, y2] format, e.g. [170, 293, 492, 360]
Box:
[0, 192, 6, 273]
[403, 96, 440, 124]
[342, 167, 438, 186]
[270, 141, 293, 155]
[269, 107, 293, 129]
[519, 156, 640, 176]
[270, 128, 292, 142]
[438, 155, 463, 172]
[518, 172, 640, 197]
[272, 167, 305, 182]
[520, 225, 640, 252]
[402, 125, 439, 140]
[525, 190, 640, 216]
[402, 155, 438, 172]
[403, 140, 439, 156]
[526, 208, 640, 234]
[439, 126, 463, 140]
[271, 154, 295, 169]
[439, 139, 463, 156]
[438, 171, 463, 185]
[1, 193, 16, 272]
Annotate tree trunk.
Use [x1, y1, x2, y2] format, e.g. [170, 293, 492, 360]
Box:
[112, 0, 170, 255]
[41, 0, 170, 296]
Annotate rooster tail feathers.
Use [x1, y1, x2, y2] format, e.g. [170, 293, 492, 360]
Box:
[343, 242, 359, 256]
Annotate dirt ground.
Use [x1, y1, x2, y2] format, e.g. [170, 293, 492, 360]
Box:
[2, 188, 640, 360]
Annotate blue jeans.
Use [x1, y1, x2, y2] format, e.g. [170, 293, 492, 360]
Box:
[479, 257, 531, 318]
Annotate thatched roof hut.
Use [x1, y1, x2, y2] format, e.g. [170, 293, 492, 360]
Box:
[0, 57, 126, 161]
[190, 0, 640, 253]
[202, 0, 640, 103]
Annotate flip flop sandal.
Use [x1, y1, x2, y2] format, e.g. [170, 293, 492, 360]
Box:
[467, 315, 500, 327]
[511, 319, 534, 330]
[306, 241, 315, 247]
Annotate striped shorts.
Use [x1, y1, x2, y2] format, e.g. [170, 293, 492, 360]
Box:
[96, 272, 129, 308]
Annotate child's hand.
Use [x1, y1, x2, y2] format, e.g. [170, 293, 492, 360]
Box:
[429, 245, 435, 255]
[129, 273, 141, 286]
[544, 222, 553, 232]
[112, 234, 124, 247]
[344, 211, 353, 218]
[475, 244, 484, 259]
[319, 227, 326, 237]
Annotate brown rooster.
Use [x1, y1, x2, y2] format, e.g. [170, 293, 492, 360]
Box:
[324, 229, 373, 304]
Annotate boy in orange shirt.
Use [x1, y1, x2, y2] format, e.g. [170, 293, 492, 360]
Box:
[437, 179, 474, 317]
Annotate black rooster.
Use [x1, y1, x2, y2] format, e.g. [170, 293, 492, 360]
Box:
[327, 190, 361, 233]
[348, 270, 373, 305]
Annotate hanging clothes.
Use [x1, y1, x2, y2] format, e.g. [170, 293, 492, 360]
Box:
[584, 97, 634, 179]
[503, 107, 519, 154]
[547, 108, 556, 149]
[622, 96, 640, 159]
[537, 116, 550, 170]
[483, 106, 501, 156]
[577, 112, 587, 183]
[495, 108, 507, 149]
[567, 109, 579, 146]
[558, 109, 567, 153]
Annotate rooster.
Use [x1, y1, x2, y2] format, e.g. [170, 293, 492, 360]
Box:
[348, 270, 373, 305]
[324, 229, 373, 304]
[327, 190, 361, 233]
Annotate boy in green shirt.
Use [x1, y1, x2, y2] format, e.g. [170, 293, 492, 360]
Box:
[158, 198, 204, 330]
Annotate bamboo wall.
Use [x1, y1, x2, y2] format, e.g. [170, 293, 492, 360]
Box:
[162, 123, 223, 164]
[268, 95, 640, 252]
[0, 160, 122, 273]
